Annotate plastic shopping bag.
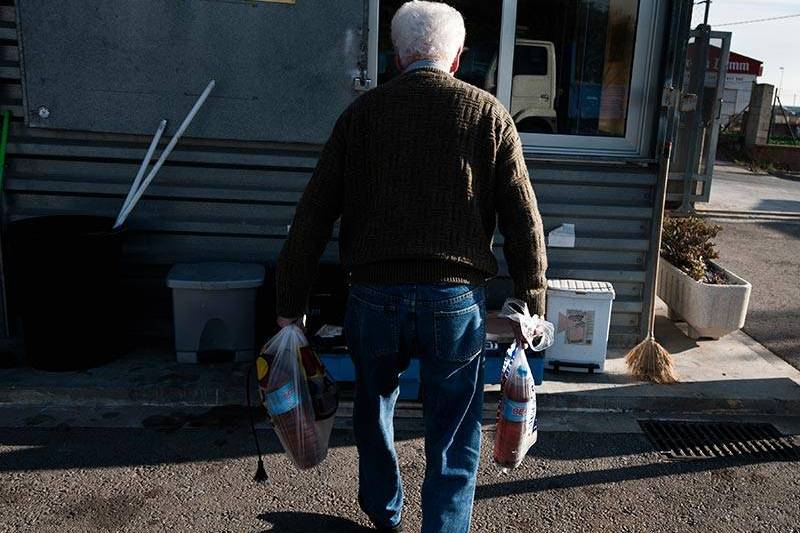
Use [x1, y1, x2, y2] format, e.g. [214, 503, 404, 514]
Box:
[256, 324, 338, 469]
[493, 298, 554, 470]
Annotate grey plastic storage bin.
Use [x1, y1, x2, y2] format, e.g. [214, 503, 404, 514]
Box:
[166, 262, 265, 363]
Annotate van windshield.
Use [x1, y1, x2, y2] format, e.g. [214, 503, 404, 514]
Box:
[513, 45, 548, 77]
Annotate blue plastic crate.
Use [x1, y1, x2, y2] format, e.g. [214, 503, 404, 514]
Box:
[320, 352, 421, 400]
[321, 352, 355, 382]
[321, 340, 544, 398]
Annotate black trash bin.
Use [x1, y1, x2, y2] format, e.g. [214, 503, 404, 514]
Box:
[7, 215, 126, 370]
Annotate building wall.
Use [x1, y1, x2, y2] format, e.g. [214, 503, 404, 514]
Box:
[721, 73, 757, 126]
[0, 2, 655, 348]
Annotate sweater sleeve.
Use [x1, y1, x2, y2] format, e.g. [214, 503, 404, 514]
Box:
[275, 112, 348, 318]
[494, 122, 548, 316]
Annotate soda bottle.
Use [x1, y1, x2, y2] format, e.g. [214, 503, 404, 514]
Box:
[264, 359, 322, 469]
[493, 362, 537, 469]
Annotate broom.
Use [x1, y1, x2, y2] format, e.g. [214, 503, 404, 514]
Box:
[625, 140, 677, 384]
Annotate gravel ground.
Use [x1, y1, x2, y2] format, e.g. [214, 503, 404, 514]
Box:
[713, 221, 800, 371]
[2, 427, 798, 533]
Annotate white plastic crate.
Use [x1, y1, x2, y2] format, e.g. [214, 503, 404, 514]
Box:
[543, 279, 615, 373]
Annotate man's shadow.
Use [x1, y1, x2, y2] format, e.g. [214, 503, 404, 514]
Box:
[257, 511, 371, 532]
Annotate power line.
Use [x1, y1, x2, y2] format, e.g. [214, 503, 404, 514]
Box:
[715, 13, 800, 27]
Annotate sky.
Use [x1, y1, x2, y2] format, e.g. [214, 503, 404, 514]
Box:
[691, 0, 800, 107]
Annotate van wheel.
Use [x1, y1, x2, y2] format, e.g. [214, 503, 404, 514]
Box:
[515, 118, 554, 134]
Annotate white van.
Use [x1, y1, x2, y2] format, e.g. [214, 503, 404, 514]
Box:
[486, 39, 557, 133]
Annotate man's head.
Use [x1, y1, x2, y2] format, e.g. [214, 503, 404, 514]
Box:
[391, 1, 465, 74]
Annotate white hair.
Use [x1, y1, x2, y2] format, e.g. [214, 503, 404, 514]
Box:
[391, 1, 466, 69]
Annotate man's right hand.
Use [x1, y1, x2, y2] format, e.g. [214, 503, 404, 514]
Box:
[509, 320, 529, 350]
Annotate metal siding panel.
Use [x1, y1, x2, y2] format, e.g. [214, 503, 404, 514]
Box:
[532, 166, 656, 186]
[7, 137, 320, 168]
[9, 158, 311, 191]
[535, 183, 651, 206]
[529, 161, 654, 345]
[4, 159, 656, 347]
[542, 216, 648, 237]
[125, 234, 339, 265]
[17, 0, 363, 143]
[538, 203, 652, 219]
[8, 193, 300, 228]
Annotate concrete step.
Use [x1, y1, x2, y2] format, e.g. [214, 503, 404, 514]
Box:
[2, 309, 799, 417]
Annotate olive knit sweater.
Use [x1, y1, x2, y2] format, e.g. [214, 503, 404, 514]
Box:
[276, 67, 548, 317]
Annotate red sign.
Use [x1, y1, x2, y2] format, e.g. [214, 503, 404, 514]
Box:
[687, 44, 763, 77]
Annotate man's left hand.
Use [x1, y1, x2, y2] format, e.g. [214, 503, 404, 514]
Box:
[277, 315, 306, 329]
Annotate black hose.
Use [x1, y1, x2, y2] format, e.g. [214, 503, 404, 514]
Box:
[246, 362, 268, 483]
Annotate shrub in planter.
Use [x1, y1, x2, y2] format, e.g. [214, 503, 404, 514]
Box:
[658, 216, 751, 339]
[661, 216, 726, 283]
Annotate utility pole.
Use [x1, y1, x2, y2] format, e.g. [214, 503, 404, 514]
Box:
[778, 67, 784, 98]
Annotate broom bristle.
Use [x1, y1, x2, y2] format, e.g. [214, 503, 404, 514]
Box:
[625, 337, 677, 384]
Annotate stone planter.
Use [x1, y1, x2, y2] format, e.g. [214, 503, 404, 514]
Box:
[657, 258, 751, 339]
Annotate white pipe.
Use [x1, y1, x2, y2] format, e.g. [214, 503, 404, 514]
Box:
[115, 79, 216, 228]
[114, 119, 167, 228]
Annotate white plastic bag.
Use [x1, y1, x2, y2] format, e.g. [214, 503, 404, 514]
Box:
[493, 298, 554, 469]
[498, 297, 554, 351]
[257, 325, 336, 469]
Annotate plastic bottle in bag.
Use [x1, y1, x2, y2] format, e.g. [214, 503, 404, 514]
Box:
[491, 298, 552, 470]
[493, 346, 538, 469]
[265, 365, 322, 468]
[261, 325, 325, 469]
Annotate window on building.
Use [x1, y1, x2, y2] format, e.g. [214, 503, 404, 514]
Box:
[511, 0, 638, 137]
[373, 0, 663, 158]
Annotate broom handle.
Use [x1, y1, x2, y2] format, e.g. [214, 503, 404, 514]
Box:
[646, 139, 674, 336]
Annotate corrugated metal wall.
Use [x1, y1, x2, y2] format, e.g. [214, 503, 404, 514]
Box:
[0, 1, 654, 348]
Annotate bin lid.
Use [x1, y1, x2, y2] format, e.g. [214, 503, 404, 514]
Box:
[547, 279, 615, 300]
[167, 262, 265, 290]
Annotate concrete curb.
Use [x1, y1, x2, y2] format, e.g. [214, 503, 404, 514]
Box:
[695, 208, 800, 221]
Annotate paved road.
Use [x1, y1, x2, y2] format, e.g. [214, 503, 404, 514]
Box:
[697, 162, 800, 214]
[2, 426, 798, 533]
[713, 220, 800, 371]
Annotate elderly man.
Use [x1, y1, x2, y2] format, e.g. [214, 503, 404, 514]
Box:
[275, 1, 546, 531]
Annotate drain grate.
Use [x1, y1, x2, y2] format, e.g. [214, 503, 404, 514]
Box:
[639, 420, 799, 460]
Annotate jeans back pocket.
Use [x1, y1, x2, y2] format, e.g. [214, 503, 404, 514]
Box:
[433, 301, 486, 363]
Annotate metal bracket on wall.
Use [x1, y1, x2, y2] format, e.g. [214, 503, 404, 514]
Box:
[353, 72, 373, 92]
[661, 85, 677, 108]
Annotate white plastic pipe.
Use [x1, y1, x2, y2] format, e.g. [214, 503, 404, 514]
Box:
[115, 79, 216, 228]
[114, 119, 167, 228]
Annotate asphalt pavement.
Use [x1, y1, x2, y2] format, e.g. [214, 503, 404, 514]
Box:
[693, 162, 800, 371]
[697, 161, 800, 214]
[2, 426, 799, 533]
[710, 220, 800, 371]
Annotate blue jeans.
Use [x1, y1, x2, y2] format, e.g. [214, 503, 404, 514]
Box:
[345, 283, 486, 533]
